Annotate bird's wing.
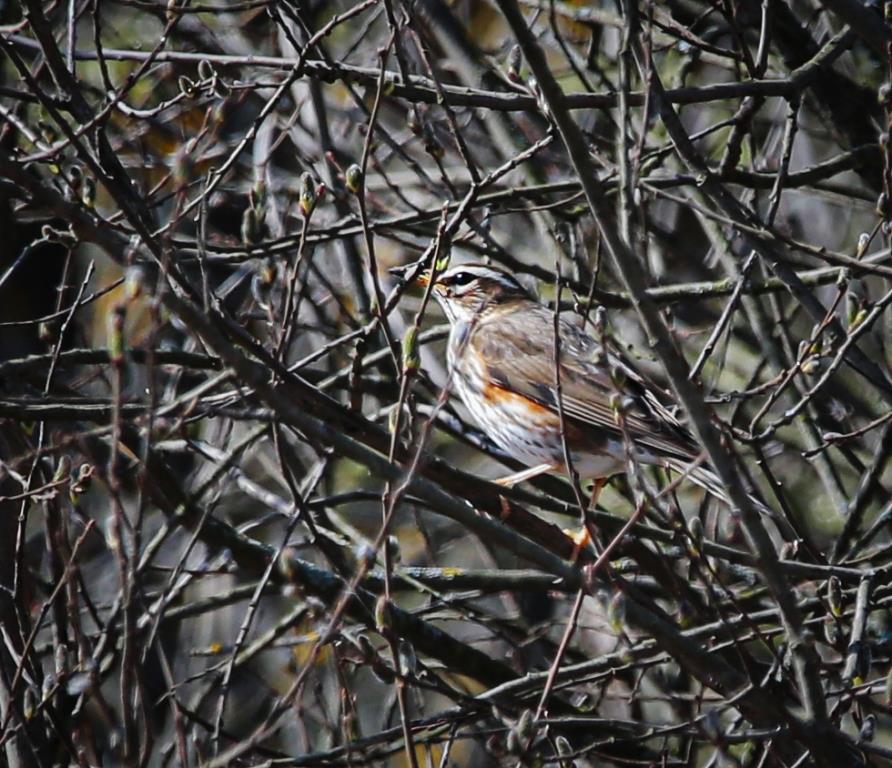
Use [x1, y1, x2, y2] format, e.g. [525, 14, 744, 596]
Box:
[468, 305, 699, 462]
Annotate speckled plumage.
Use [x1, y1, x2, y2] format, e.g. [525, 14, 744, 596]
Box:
[410, 263, 786, 526]
[423, 263, 740, 502]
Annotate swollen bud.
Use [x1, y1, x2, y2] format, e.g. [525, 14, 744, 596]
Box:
[423, 128, 444, 159]
[849, 308, 868, 331]
[241, 206, 260, 247]
[515, 709, 534, 740]
[505, 729, 522, 756]
[677, 599, 694, 629]
[67, 165, 83, 196]
[124, 266, 144, 301]
[800, 356, 821, 376]
[592, 306, 607, 337]
[397, 639, 417, 676]
[527, 76, 549, 116]
[607, 590, 626, 633]
[345, 164, 362, 194]
[406, 107, 421, 136]
[81, 176, 96, 208]
[355, 542, 376, 566]
[299, 172, 317, 218]
[38, 120, 58, 145]
[386, 535, 402, 566]
[76, 463, 94, 488]
[52, 455, 72, 484]
[824, 615, 841, 646]
[402, 327, 420, 373]
[70, 463, 94, 502]
[375, 595, 392, 633]
[856, 232, 871, 258]
[826, 576, 843, 618]
[108, 304, 127, 365]
[171, 146, 192, 190]
[854, 642, 872, 684]
[434, 250, 451, 274]
[687, 517, 704, 557]
[252, 178, 267, 212]
[555, 735, 572, 757]
[38, 321, 57, 345]
[506, 44, 522, 82]
[610, 365, 627, 387]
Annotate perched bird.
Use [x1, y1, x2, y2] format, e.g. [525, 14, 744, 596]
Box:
[407, 262, 773, 516]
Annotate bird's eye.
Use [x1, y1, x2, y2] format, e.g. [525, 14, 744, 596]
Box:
[450, 272, 474, 286]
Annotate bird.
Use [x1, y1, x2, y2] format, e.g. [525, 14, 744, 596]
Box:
[404, 261, 778, 519]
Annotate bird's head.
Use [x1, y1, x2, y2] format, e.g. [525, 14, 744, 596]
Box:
[415, 263, 530, 322]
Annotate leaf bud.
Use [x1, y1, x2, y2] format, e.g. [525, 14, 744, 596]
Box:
[124, 266, 144, 301]
[251, 178, 267, 211]
[38, 321, 57, 345]
[687, 516, 703, 557]
[345, 163, 362, 194]
[374, 595, 391, 634]
[299, 172, 317, 217]
[241, 206, 260, 247]
[856, 232, 871, 258]
[406, 107, 421, 135]
[397, 639, 417, 676]
[506, 44, 522, 82]
[826, 575, 843, 618]
[434, 250, 451, 274]
[800, 356, 821, 375]
[854, 641, 872, 684]
[824, 615, 841, 646]
[67, 164, 83, 195]
[607, 590, 626, 633]
[37, 120, 58, 145]
[515, 709, 534, 740]
[386, 534, 402, 566]
[52, 455, 72, 483]
[107, 304, 127, 365]
[81, 176, 96, 208]
[610, 365, 627, 387]
[402, 327, 419, 373]
[852, 307, 869, 331]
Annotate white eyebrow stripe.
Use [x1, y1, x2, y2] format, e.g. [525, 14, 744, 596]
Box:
[491, 273, 519, 288]
[443, 267, 519, 289]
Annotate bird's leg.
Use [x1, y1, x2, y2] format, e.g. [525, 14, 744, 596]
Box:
[493, 462, 556, 487]
[589, 477, 607, 510]
[566, 478, 606, 562]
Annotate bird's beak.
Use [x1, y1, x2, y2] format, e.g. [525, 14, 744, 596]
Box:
[389, 265, 435, 289]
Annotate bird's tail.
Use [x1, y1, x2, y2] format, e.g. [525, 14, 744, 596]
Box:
[663, 457, 797, 538]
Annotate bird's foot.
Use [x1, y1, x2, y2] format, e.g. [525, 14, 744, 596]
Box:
[494, 462, 556, 487]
